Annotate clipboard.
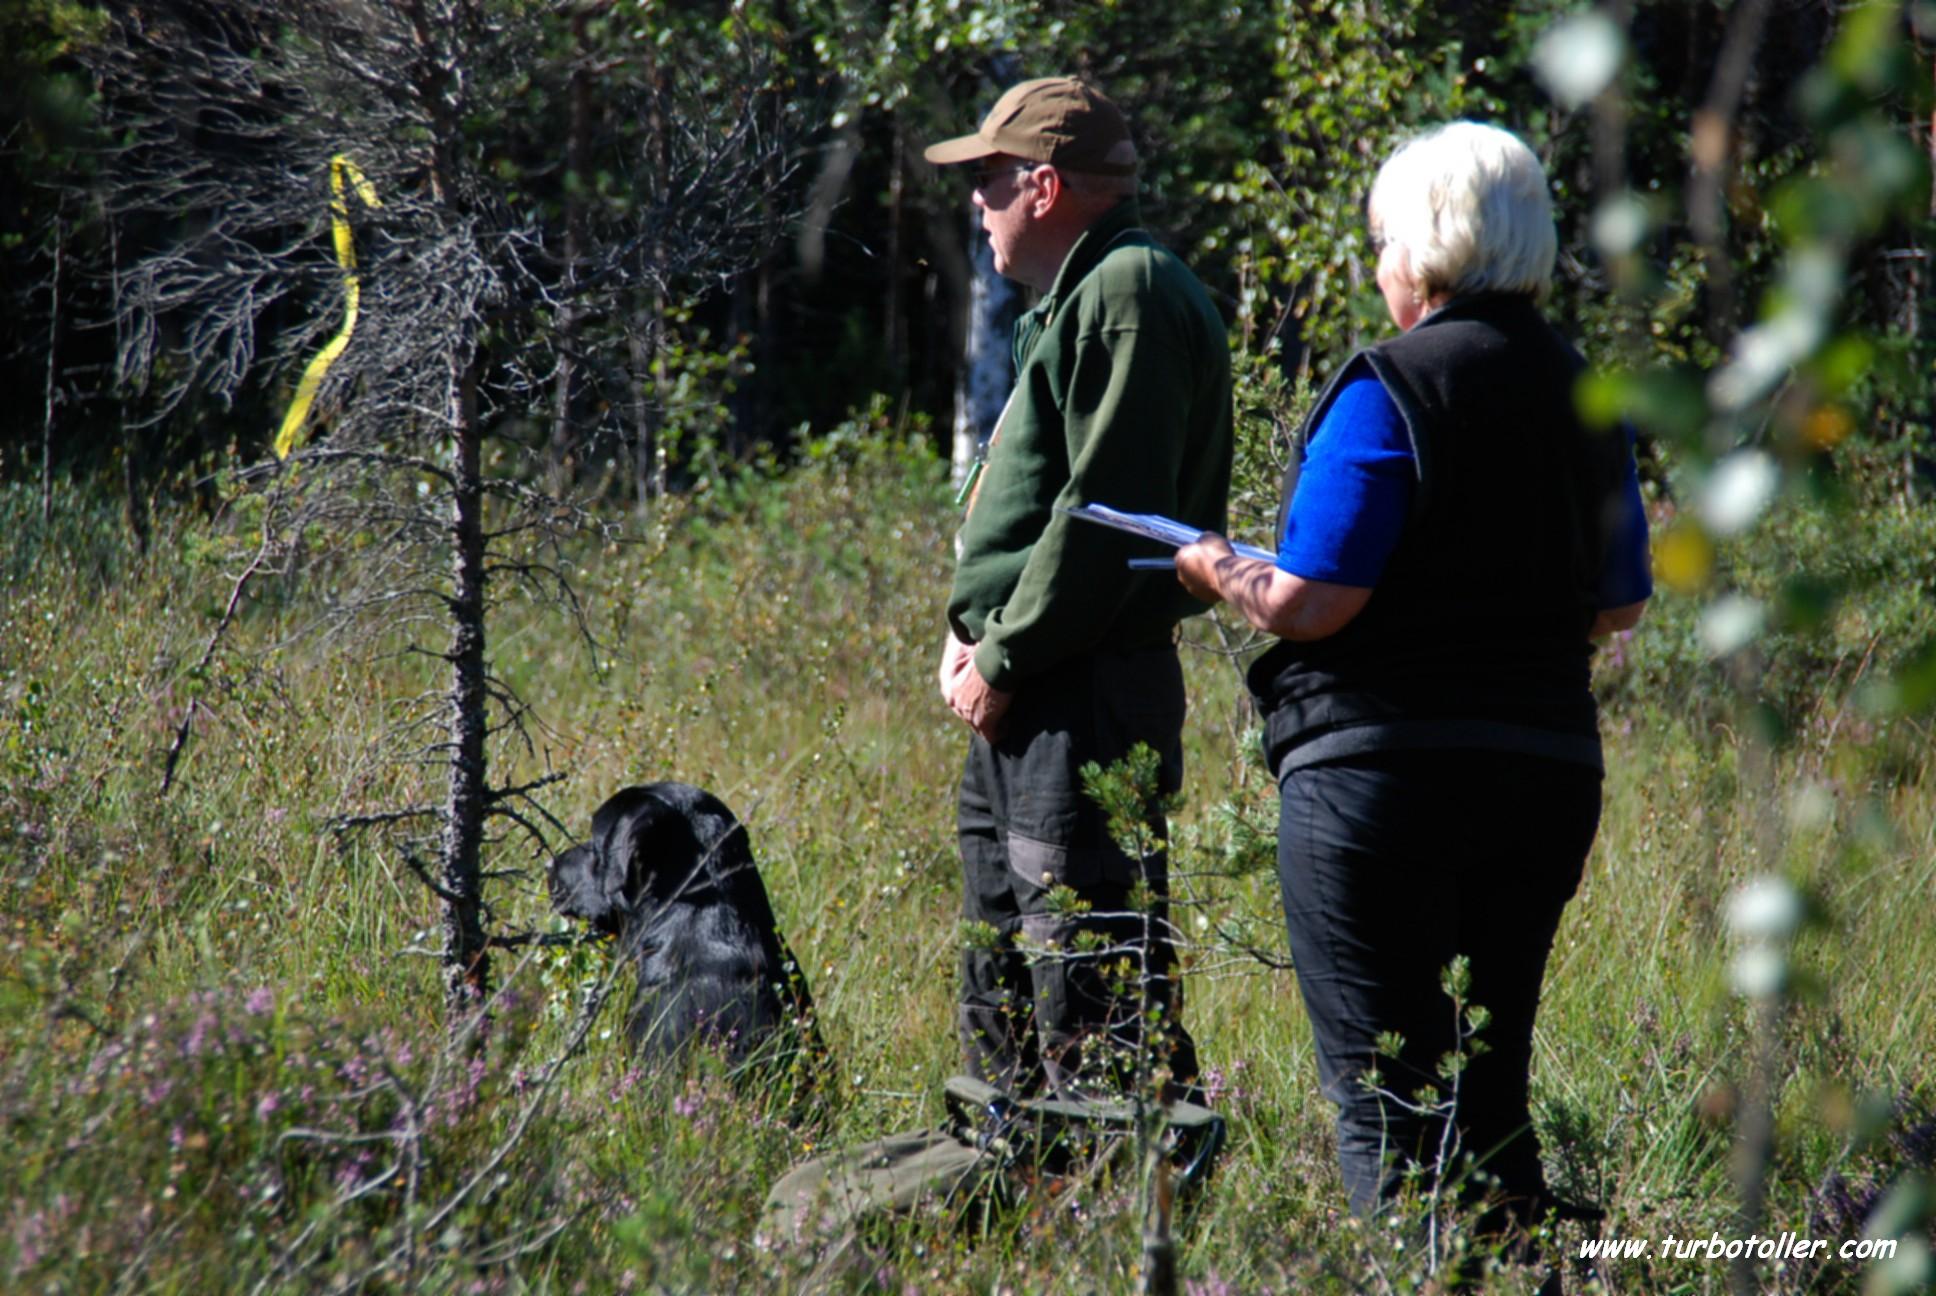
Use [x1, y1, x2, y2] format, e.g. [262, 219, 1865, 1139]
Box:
[1061, 503, 1275, 569]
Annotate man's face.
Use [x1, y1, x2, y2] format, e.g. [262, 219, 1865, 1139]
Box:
[971, 156, 1041, 285]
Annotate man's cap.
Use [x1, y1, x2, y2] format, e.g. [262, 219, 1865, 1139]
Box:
[923, 77, 1138, 177]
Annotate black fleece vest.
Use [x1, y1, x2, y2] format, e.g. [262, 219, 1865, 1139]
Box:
[1247, 293, 1630, 777]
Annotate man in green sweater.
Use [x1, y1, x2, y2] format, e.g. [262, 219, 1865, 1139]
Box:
[925, 78, 1233, 1099]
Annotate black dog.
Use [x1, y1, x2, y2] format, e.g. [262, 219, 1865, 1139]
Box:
[548, 782, 821, 1075]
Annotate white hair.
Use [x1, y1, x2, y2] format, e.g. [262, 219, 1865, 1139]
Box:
[1368, 121, 1557, 300]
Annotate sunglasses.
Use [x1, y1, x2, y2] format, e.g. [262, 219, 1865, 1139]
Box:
[972, 162, 1034, 191]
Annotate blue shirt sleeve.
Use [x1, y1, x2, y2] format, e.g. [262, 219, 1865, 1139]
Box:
[1597, 425, 1653, 610]
[1276, 368, 1414, 586]
[1278, 372, 1655, 609]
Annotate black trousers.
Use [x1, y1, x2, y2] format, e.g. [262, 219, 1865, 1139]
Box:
[1277, 748, 1600, 1222]
[956, 645, 1200, 1099]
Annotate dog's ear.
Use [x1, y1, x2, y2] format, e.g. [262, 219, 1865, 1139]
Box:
[550, 786, 659, 927]
[593, 785, 670, 907]
[576, 782, 762, 909]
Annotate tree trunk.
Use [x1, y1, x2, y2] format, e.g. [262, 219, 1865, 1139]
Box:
[885, 125, 907, 380]
[440, 346, 490, 1011]
[549, 3, 593, 493]
[1689, 0, 1773, 344]
[951, 58, 1022, 488]
[41, 215, 62, 527]
[950, 226, 1021, 488]
[729, 258, 776, 458]
[630, 309, 667, 512]
[651, 288, 669, 500]
[409, 0, 491, 1012]
[634, 48, 670, 518]
[1139, 1124, 1177, 1296]
[121, 434, 149, 557]
[108, 214, 151, 554]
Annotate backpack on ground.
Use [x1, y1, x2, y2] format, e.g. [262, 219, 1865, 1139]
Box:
[760, 1074, 1225, 1274]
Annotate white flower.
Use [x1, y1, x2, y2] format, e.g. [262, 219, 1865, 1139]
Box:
[1700, 450, 1780, 536]
[1591, 192, 1650, 258]
[1533, 12, 1626, 109]
[1708, 250, 1842, 411]
[1699, 595, 1765, 658]
[1730, 945, 1788, 999]
[1725, 876, 1804, 943]
[1865, 1234, 1933, 1293]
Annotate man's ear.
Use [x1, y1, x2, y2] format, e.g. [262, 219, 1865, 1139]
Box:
[1027, 164, 1062, 219]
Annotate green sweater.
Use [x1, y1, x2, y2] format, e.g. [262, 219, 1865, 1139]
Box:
[948, 200, 1233, 691]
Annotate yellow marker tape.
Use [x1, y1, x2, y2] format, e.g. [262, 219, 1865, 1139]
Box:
[274, 156, 381, 459]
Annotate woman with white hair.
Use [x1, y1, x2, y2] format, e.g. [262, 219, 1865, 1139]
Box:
[1177, 122, 1650, 1261]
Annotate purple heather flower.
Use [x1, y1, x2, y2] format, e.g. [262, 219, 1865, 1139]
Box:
[182, 1011, 217, 1058]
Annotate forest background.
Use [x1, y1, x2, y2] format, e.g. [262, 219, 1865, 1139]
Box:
[3, 0, 1936, 1292]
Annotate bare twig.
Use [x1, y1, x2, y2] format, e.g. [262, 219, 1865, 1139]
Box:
[485, 771, 568, 805]
[158, 524, 282, 795]
[485, 929, 603, 951]
[329, 804, 443, 833]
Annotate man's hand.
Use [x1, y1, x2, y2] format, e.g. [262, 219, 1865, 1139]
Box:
[938, 630, 977, 704]
[1174, 532, 1233, 604]
[947, 662, 1013, 743]
[939, 631, 1011, 742]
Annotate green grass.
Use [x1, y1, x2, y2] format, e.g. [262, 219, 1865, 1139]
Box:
[3, 445, 1933, 1294]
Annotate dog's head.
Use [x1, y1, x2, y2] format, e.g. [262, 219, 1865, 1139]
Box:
[547, 839, 622, 933]
[547, 782, 758, 933]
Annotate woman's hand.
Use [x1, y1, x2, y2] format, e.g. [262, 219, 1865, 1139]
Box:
[1175, 533, 1233, 604]
[1177, 534, 1374, 643]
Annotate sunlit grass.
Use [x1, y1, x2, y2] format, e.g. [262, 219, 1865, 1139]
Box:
[3, 453, 1932, 1292]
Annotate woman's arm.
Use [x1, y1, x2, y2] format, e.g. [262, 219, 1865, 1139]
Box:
[1175, 371, 1400, 641]
[1589, 425, 1653, 641]
[1176, 533, 1373, 641]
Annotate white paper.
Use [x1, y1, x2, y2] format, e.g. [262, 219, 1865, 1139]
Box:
[1062, 503, 1275, 563]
